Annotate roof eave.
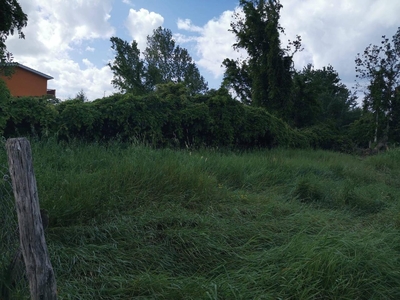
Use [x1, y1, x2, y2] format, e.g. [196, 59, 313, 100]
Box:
[16, 63, 54, 80]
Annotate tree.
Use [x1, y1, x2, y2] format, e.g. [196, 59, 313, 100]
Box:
[109, 27, 208, 96]
[108, 37, 148, 95]
[144, 27, 208, 95]
[291, 64, 358, 128]
[75, 89, 88, 102]
[0, 0, 28, 75]
[355, 27, 400, 144]
[290, 66, 321, 128]
[0, 78, 11, 134]
[221, 58, 252, 105]
[222, 0, 301, 120]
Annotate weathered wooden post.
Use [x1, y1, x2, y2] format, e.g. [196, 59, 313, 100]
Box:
[6, 138, 57, 300]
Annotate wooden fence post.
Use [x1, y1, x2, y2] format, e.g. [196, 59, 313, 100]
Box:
[6, 138, 57, 300]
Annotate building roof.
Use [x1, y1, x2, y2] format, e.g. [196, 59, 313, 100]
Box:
[16, 63, 54, 80]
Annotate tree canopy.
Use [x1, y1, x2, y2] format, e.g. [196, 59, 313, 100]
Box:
[291, 64, 358, 128]
[355, 27, 400, 144]
[144, 27, 208, 95]
[0, 0, 27, 74]
[108, 27, 208, 96]
[222, 0, 301, 120]
[108, 37, 149, 95]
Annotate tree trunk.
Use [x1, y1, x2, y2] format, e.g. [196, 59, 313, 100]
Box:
[6, 138, 57, 300]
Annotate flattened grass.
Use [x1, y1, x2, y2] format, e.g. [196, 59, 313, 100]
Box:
[2, 140, 400, 299]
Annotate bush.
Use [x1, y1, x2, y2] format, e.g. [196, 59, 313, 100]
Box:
[0, 79, 11, 134]
[2, 96, 57, 138]
[0, 83, 359, 151]
[302, 122, 354, 152]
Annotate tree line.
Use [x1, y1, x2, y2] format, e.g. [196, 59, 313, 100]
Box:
[1, 0, 400, 152]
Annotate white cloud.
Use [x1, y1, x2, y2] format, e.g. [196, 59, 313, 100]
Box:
[122, 0, 134, 6]
[15, 56, 114, 101]
[55, 60, 113, 100]
[6, 0, 399, 101]
[177, 9, 246, 80]
[13, 0, 115, 52]
[82, 58, 94, 68]
[279, 0, 400, 87]
[125, 8, 164, 51]
[174, 33, 198, 44]
[177, 19, 202, 33]
[5, 0, 116, 100]
[177, 0, 400, 92]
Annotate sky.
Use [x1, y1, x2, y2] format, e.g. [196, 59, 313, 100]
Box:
[5, 0, 400, 101]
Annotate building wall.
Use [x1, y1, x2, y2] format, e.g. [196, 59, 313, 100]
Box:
[1, 67, 49, 97]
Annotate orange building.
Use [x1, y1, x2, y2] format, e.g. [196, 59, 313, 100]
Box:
[1, 63, 56, 97]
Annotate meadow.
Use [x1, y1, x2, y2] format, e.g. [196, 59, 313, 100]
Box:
[1, 139, 400, 299]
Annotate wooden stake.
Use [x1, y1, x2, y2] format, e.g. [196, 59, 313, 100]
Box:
[6, 138, 57, 300]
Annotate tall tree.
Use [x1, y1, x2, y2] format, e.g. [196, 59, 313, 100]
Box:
[290, 66, 321, 128]
[291, 64, 357, 128]
[144, 27, 208, 95]
[355, 27, 400, 143]
[0, 0, 28, 75]
[108, 37, 148, 95]
[221, 58, 252, 105]
[222, 0, 301, 119]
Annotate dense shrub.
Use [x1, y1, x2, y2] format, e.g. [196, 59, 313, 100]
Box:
[302, 122, 354, 152]
[56, 99, 100, 141]
[0, 79, 11, 134]
[0, 83, 356, 151]
[346, 112, 375, 148]
[2, 95, 57, 138]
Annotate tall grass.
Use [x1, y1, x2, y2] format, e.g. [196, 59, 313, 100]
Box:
[2, 139, 400, 299]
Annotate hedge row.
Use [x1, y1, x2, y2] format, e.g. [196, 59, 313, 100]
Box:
[1, 83, 333, 150]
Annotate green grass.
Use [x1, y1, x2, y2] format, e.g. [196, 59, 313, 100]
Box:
[2, 139, 400, 299]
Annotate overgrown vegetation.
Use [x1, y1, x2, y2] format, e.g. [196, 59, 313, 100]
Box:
[0, 84, 315, 150]
[108, 26, 208, 96]
[1, 1, 399, 151]
[2, 140, 400, 299]
[2, 1, 400, 299]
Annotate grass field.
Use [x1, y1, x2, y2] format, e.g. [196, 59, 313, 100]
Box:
[2, 139, 400, 299]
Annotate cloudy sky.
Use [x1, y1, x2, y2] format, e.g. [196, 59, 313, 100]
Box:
[5, 0, 400, 101]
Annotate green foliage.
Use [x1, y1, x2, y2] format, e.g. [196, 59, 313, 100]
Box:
[108, 27, 208, 97]
[302, 122, 354, 152]
[0, 78, 10, 133]
[108, 37, 148, 95]
[355, 27, 400, 144]
[221, 0, 362, 147]
[389, 87, 400, 143]
[221, 58, 252, 104]
[0, 0, 28, 74]
[0, 82, 363, 151]
[144, 27, 208, 95]
[0, 83, 309, 150]
[292, 178, 325, 203]
[0, 155, 18, 299]
[2, 96, 57, 137]
[347, 112, 375, 148]
[206, 89, 244, 147]
[3, 141, 400, 298]
[91, 93, 163, 143]
[223, 0, 301, 120]
[291, 64, 358, 129]
[74, 89, 88, 102]
[56, 99, 99, 141]
[290, 68, 322, 128]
